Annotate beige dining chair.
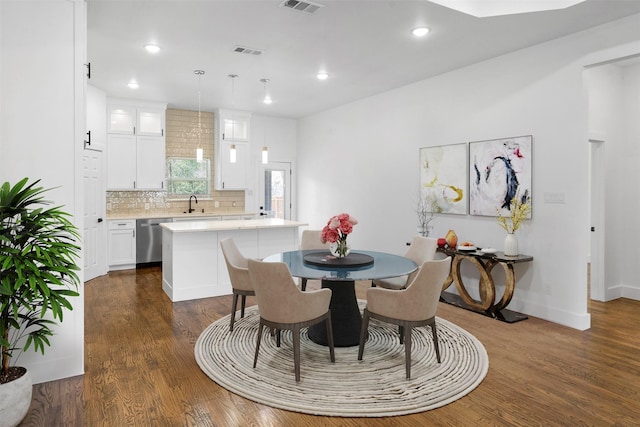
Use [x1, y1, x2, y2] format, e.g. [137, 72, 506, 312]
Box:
[220, 237, 254, 332]
[248, 258, 335, 382]
[371, 235, 438, 290]
[358, 257, 452, 379]
[299, 229, 328, 291]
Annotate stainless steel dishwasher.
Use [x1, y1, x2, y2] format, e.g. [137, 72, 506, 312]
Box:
[136, 218, 173, 264]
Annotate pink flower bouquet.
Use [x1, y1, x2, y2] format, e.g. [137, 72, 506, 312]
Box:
[320, 213, 358, 257]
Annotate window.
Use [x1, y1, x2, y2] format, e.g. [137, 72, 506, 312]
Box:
[167, 158, 210, 195]
[264, 169, 285, 219]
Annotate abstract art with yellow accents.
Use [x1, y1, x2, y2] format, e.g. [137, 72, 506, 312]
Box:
[419, 143, 468, 215]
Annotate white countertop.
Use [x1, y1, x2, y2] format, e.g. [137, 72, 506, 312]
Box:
[160, 218, 308, 233]
[107, 212, 256, 221]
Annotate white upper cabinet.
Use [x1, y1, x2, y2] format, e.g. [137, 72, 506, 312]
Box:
[136, 135, 166, 189]
[215, 109, 251, 190]
[107, 134, 136, 189]
[137, 107, 165, 136]
[107, 100, 165, 136]
[107, 104, 136, 134]
[107, 99, 167, 190]
[216, 140, 250, 189]
[221, 113, 250, 141]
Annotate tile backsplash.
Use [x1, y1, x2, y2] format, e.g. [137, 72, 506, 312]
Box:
[106, 190, 245, 217]
[106, 108, 246, 217]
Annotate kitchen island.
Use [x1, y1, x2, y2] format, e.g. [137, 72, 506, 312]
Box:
[160, 218, 308, 302]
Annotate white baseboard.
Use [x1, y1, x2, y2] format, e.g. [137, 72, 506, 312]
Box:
[499, 296, 590, 330]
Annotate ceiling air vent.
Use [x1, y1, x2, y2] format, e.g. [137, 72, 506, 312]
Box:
[280, 0, 324, 15]
[233, 45, 263, 56]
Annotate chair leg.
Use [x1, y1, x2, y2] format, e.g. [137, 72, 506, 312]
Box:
[253, 322, 264, 368]
[229, 292, 239, 332]
[301, 278, 307, 291]
[325, 312, 335, 363]
[399, 325, 404, 344]
[276, 329, 281, 348]
[404, 325, 413, 379]
[357, 309, 370, 360]
[293, 326, 301, 382]
[240, 295, 247, 318]
[430, 322, 441, 363]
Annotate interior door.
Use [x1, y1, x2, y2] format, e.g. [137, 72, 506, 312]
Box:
[83, 149, 106, 281]
[589, 138, 605, 301]
[259, 162, 292, 220]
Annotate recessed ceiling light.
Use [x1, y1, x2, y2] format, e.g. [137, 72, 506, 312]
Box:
[317, 72, 329, 80]
[144, 44, 160, 53]
[128, 81, 139, 89]
[411, 27, 430, 37]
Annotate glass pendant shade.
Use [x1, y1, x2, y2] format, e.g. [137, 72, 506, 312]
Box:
[230, 144, 237, 163]
[194, 69, 205, 162]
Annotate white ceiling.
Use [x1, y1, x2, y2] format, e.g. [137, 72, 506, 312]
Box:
[87, 0, 640, 119]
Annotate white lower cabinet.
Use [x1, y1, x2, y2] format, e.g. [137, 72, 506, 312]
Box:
[108, 220, 136, 270]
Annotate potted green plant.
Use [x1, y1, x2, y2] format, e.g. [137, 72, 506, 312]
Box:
[0, 178, 80, 426]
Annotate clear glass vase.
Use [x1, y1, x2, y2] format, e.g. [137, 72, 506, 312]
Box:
[329, 240, 350, 258]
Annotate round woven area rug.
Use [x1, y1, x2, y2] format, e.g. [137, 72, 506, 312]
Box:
[195, 302, 488, 417]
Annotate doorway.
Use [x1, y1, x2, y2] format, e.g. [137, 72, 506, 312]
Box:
[589, 137, 605, 301]
[259, 161, 292, 220]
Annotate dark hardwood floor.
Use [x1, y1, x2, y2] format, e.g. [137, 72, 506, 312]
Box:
[19, 265, 640, 426]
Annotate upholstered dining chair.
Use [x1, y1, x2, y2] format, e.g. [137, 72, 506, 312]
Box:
[371, 235, 438, 290]
[248, 258, 335, 382]
[358, 257, 452, 379]
[220, 237, 254, 332]
[299, 229, 328, 291]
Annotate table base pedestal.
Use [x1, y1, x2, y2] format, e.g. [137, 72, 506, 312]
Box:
[308, 280, 363, 347]
[440, 291, 528, 323]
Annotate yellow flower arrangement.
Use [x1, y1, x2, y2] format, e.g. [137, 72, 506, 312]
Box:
[497, 193, 531, 234]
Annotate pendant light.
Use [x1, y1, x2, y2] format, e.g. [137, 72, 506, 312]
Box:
[229, 74, 238, 164]
[260, 78, 270, 164]
[261, 78, 272, 105]
[194, 69, 205, 162]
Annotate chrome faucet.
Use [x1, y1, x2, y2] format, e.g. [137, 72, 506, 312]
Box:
[189, 194, 198, 213]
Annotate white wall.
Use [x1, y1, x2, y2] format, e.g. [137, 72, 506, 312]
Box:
[589, 62, 640, 300]
[247, 114, 297, 217]
[297, 14, 640, 330]
[0, 0, 86, 383]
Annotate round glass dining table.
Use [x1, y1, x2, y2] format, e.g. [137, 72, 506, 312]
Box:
[263, 250, 418, 347]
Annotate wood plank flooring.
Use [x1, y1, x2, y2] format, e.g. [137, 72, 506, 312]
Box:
[19, 265, 640, 426]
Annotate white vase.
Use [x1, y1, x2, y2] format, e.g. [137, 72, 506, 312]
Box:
[504, 233, 518, 256]
[0, 367, 32, 427]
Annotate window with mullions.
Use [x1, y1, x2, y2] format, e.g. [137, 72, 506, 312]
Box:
[167, 158, 210, 195]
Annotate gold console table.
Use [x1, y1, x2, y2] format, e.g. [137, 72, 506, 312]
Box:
[437, 247, 533, 323]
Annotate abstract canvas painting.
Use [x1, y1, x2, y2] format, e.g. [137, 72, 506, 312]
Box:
[419, 143, 467, 215]
[469, 135, 532, 217]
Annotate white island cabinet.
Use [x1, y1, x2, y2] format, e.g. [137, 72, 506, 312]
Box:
[160, 219, 307, 302]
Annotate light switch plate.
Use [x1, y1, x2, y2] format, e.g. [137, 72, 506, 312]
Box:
[543, 192, 565, 204]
